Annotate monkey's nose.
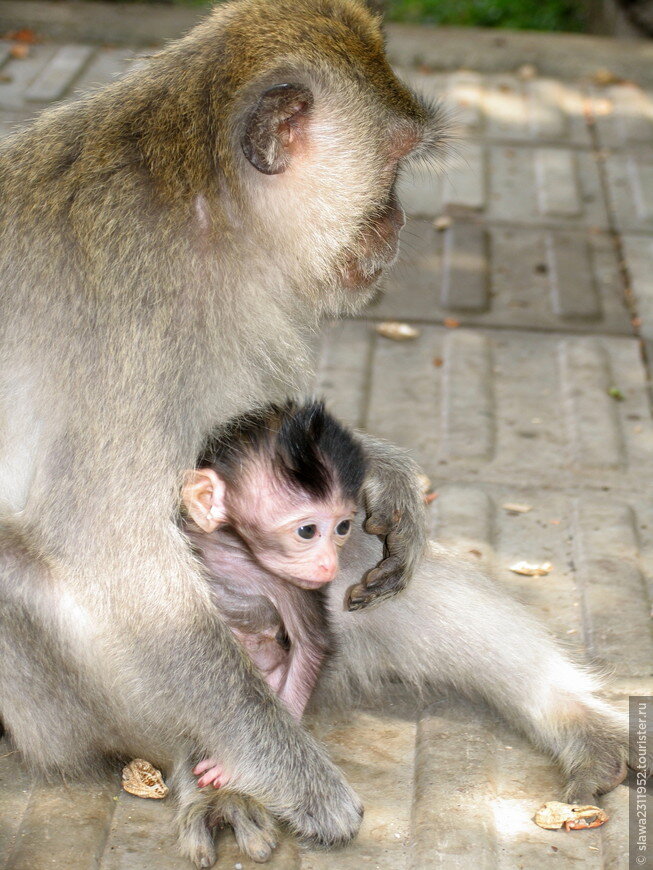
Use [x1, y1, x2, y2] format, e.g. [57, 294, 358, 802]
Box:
[318, 562, 337, 582]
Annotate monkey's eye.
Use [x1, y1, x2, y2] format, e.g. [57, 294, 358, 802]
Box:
[297, 524, 317, 540]
[335, 520, 351, 536]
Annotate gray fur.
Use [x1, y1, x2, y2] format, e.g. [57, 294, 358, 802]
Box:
[0, 0, 441, 864]
[318, 522, 636, 804]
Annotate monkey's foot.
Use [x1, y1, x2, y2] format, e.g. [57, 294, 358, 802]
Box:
[213, 794, 278, 863]
[563, 710, 650, 804]
[175, 799, 217, 869]
[194, 758, 230, 789]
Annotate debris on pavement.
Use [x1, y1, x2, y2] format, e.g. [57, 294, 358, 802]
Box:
[510, 560, 553, 576]
[502, 503, 532, 514]
[376, 321, 420, 341]
[534, 801, 608, 831]
[122, 759, 169, 799]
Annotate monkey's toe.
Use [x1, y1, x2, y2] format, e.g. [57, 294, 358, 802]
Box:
[180, 828, 217, 869]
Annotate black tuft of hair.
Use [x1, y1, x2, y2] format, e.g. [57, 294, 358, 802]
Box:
[198, 400, 367, 503]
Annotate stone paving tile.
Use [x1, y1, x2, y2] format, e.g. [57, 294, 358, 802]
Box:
[430, 483, 653, 671]
[364, 219, 630, 332]
[318, 322, 653, 493]
[408, 698, 501, 870]
[0, 41, 60, 109]
[400, 69, 592, 147]
[0, 108, 36, 137]
[24, 43, 94, 102]
[0, 740, 31, 866]
[6, 779, 117, 870]
[304, 707, 416, 870]
[589, 83, 653, 151]
[71, 46, 140, 96]
[604, 149, 653, 235]
[399, 143, 608, 228]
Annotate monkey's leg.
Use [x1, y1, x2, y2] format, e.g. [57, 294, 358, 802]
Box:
[169, 761, 218, 868]
[0, 526, 362, 864]
[0, 533, 101, 777]
[349, 434, 427, 611]
[327, 533, 643, 802]
[171, 761, 278, 865]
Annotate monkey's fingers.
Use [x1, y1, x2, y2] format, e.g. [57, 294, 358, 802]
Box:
[346, 551, 405, 611]
[193, 759, 227, 789]
[363, 512, 393, 536]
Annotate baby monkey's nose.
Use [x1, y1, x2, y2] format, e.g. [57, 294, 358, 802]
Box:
[317, 558, 338, 582]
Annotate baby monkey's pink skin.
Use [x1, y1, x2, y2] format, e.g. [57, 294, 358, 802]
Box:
[181, 463, 356, 789]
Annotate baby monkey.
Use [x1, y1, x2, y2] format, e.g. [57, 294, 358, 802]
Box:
[181, 400, 367, 788]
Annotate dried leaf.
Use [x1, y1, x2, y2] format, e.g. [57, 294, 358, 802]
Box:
[591, 67, 622, 86]
[9, 44, 29, 60]
[433, 357, 443, 367]
[534, 801, 608, 831]
[517, 63, 537, 80]
[593, 97, 613, 116]
[122, 759, 169, 799]
[443, 317, 460, 329]
[509, 560, 552, 577]
[433, 215, 452, 231]
[502, 503, 532, 514]
[376, 321, 420, 341]
[3, 28, 40, 43]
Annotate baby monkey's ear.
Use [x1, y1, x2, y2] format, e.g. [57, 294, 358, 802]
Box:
[181, 468, 228, 533]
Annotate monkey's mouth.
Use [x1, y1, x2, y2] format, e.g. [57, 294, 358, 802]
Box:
[341, 194, 404, 291]
[288, 575, 334, 590]
[342, 261, 385, 289]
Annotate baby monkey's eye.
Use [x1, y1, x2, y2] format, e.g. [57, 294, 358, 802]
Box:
[335, 520, 351, 536]
[297, 524, 317, 540]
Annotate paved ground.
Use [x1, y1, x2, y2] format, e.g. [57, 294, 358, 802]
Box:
[1, 8, 652, 869]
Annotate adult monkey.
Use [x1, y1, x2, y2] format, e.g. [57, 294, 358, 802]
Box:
[0, 0, 440, 865]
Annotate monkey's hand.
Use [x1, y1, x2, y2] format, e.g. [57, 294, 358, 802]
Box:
[347, 433, 427, 611]
[193, 758, 230, 789]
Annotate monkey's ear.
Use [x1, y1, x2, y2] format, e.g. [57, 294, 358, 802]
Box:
[181, 469, 227, 533]
[241, 83, 314, 175]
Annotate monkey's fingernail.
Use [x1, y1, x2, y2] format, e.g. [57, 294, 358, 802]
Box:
[346, 586, 368, 609]
[364, 518, 389, 534]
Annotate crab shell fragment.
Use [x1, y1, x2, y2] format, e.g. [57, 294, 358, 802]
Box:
[121, 759, 169, 799]
[533, 801, 608, 831]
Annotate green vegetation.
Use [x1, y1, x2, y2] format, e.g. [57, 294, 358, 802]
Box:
[385, 0, 584, 31]
[87, 0, 586, 33]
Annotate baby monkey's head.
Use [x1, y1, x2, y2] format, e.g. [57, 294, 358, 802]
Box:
[182, 400, 367, 589]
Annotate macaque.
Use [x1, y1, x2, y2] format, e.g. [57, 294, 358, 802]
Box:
[0, 0, 647, 866]
[180, 400, 366, 787]
[0, 0, 439, 864]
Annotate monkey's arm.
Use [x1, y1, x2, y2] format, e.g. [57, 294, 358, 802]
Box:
[348, 433, 427, 611]
[273, 591, 331, 720]
[278, 641, 326, 720]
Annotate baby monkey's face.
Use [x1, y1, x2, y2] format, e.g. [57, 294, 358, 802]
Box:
[182, 463, 359, 589]
[244, 495, 358, 589]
